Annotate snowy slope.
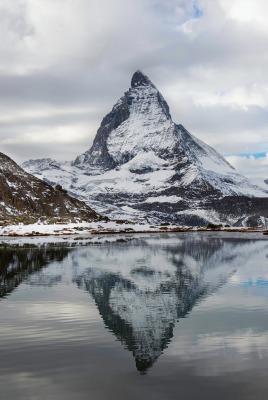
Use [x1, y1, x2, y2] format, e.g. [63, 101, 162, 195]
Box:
[22, 70, 268, 226]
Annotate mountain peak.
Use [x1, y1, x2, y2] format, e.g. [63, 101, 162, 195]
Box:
[131, 70, 155, 88]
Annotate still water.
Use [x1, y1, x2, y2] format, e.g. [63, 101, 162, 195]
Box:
[0, 232, 268, 399]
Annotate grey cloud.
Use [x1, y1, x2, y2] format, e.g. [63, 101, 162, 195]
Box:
[172, 102, 268, 134]
[0, 70, 124, 106]
[174, 103, 268, 155]
[2, 140, 91, 165]
[0, 109, 102, 130]
[0, 1, 33, 37]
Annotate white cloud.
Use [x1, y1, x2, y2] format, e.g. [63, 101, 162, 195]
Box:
[226, 153, 268, 181]
[223, 0, 268, 26]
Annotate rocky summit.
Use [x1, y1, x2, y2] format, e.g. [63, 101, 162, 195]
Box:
[0, 152, 99, 224]
[22, 71, 268, 227]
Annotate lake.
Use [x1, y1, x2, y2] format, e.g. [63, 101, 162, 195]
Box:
[1, 232, 268, 400]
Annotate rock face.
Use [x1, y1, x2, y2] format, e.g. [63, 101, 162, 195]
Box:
[0, 152, 99, 223]
[22, 70, 268, 227]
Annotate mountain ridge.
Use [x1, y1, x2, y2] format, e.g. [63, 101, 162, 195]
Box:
[0, 152, 99, 223]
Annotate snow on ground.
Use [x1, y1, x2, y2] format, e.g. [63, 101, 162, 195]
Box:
[0, 220, 178, 238]
[144, 195, 182, 203]
[124, 151, 167, 171]
[0, 219, 266, 241]
[0, 221, 187, 246]
[251, 178, 268, 191]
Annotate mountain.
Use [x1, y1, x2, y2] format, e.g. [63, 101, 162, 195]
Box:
[22, 70, 268, 227]
[0, 152, 99, 224]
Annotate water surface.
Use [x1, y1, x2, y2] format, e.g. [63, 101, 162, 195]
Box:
[1, 232, 268, 399]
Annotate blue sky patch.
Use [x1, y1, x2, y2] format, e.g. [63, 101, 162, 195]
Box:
[193, 3, 203, 18]
[225, 152, 267, 159]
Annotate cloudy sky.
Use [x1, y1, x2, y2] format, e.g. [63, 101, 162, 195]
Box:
[0, 0, 268, 181]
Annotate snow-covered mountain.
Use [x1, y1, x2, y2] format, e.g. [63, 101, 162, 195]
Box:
[0, 152, 99, 223]
[22, 70, 268, 226]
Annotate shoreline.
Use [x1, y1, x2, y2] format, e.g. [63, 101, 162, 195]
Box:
[0, 220, 267, 238]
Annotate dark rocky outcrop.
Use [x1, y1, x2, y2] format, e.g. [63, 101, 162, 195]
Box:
[0, 152, 99, 223]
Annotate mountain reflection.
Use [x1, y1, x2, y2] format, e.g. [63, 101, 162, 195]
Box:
[0, 245, 70, 298]
[75, 236, 261, 373]
[1, 235, 267, 374]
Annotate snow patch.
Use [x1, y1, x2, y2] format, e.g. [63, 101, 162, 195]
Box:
[145, 196, 182, 203]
